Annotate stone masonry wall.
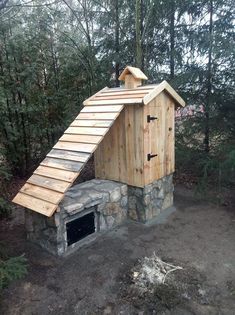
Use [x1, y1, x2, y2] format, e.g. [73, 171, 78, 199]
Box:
[128, 174, 174, 223]
[25, 174, 174, 255]
[25, 179, 128, 256]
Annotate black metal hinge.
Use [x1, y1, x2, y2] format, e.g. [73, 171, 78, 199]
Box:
[147, 153, 158, 161]
[147, 115, 158, 123]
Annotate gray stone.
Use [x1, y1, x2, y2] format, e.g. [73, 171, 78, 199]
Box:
[57, 244, 65, 256]
[120, 185, 128, 195]
[34, 215, 46, 232]
[133, 188, 143, 197]
[121, 196, 128, 207]
[128, 173, 174, 223]
[63, 203, 84, 214]
[151, 187, 159, 199]
[62, 196, 74, 206]
[97, 203, 106, 213]
[46, 216, 56, 228]
[90, 179, 102, 185]
[66, 190, 83, 198]
[102, 203, 121, 216]
[42, 227, 57, 244]
[84, 200, 103, 209]
[128, 196, 136, 209]
[136, 202, 146, 222]
[88, 190, 103, 201]
[162, 193, 173, 210]
[110, 187, 121, 202]
[102, 192, 110, 202]
[152, 180, 162, 190]
[105, 216, 115, 228]
[54, 213, 61, 227]
[99, 214, 107, 231]
[128, 207, 138, 220]
[143, 185, 152, 194]
[153, 198, 163, 208]
[70, 193, 91, 204]
[26, 174, 174, 256]
[152, 206, 161, 218]
[143, 194, 151, 206]
[158, 188, 165, 199]
[115, 211, 126, 224]
[145, 206, 153, 221]
[94, 181, 123, 193]
[164, 181, 173, 194]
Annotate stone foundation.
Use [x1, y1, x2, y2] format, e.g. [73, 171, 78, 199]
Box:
[25, 179, 128, 256]
[25, 174, 174, 255]
[128, 174, 174, 223]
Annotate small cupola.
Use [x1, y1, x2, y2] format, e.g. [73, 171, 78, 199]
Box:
[118, 66, 148, 89]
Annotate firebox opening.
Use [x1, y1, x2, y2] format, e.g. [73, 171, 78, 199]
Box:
[66, 212, 95, 246]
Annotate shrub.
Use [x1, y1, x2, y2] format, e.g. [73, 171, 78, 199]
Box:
[0, 197, 12, 219]
[0, 162, 13, 218]
[0, 255, 27, 290]
[176, 115, 235, 198]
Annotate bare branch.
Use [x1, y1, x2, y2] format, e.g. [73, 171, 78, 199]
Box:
[0, 0, 9, 10]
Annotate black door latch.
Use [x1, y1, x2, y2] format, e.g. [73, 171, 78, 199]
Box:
[147, 115, 158, 123]
[147, 153, 158, 161]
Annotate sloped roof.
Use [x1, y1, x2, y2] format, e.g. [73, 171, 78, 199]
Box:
[118, 66, 148, 81]
[12, 81, 185, 217]
[13, 104, 124, 216]
[83, 81, 185, 107]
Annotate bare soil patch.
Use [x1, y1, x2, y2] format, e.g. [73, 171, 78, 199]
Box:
[0, 184, 235, 315]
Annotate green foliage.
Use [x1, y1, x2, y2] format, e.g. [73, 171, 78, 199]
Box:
[0, 0, 234, 189]
[0, 255, 27, 290]
[176, 114, 235, 197]
[0, 1, 103, 176]
[0, 161, 12, 217]
[0, 242, 27, 291]
[0, 163, 12, 182]
[0, 197, 12, 218]
[197, 146, 235, 189]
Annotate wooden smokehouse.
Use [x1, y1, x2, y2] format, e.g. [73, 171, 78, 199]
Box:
[13, 66, 185, 255]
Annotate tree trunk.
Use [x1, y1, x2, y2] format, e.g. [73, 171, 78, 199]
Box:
[82, 0, 94, 94]
[135, 0, 142, 68]
[140, 0, 144, 71]
[169, 1, 175, 80]
[114, 0, 120, 87]
[204, 0, 213, 153]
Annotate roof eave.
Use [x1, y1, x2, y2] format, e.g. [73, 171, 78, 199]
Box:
[143, 81, 185, 107]
[83, 86, 108, 106]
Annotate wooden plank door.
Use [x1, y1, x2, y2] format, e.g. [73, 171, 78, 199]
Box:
[144, 92, 175, 185]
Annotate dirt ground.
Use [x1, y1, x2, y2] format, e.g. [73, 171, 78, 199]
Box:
[0, 185, 235, 315]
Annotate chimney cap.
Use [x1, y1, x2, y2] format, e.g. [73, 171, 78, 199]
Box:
[118, 66, 148, 81]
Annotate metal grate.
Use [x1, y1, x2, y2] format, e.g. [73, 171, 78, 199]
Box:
[66, 212, 95, 246]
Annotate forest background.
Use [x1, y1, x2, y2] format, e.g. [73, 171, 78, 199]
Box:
[0, 0, 234, 211]
[0, 0, 234, 290]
